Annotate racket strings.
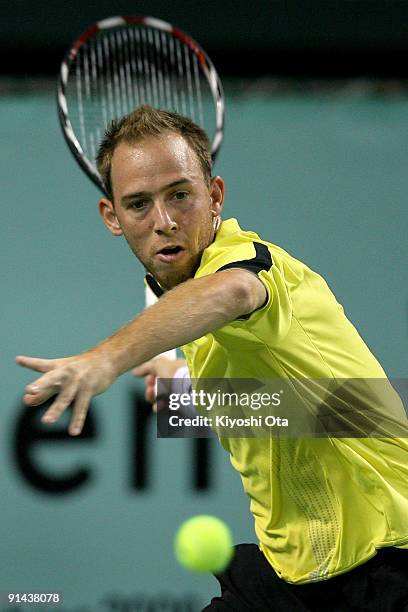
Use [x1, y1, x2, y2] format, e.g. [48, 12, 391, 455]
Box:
[66, 24, 213, 165]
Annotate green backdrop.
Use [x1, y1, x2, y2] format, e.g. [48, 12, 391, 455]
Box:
[1, 84, 407, 611]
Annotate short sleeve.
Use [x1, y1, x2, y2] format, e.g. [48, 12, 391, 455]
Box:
[211, 242, 293, 347]
[216, 242, 272, 278]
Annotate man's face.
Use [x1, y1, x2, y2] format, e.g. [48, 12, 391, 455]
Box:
[99, 132, 224, 289]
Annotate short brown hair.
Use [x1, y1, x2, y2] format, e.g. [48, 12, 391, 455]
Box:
[96, 105, 212, 199]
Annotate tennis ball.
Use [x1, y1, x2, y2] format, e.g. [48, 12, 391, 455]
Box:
[174, 515, 234, 573]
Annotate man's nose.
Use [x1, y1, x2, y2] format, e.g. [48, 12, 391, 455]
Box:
[152, 202, 178, 234]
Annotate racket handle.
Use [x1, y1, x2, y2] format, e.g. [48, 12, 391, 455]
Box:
[145, 285, 177, 360]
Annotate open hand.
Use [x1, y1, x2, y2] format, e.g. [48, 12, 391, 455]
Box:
[16, 352, 117, 436]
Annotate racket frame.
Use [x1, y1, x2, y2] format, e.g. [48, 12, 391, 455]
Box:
[56, 14, 225, 196]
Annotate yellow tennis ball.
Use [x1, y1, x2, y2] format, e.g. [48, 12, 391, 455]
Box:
[174, 515, 234, 573]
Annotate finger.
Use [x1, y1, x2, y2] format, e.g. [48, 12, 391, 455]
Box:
[41, 385, 78, 424]
[132, 360, 158, 377]
[23, 370, 65, 402]
[145, 374, 156, 403]
[16, 355, 55, 373]
[146, 389, 156, 403]
[23, 383, 61, 406]
[23, 390, 58, 406]
[68, 390, 93, 436]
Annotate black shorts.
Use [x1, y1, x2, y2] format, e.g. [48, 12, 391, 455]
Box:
[202, 544, 408, 611]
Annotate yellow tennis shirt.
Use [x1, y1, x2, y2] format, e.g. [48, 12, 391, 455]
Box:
[181, 218, 408, 584]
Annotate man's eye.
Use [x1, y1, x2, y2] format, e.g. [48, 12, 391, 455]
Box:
[173, 191, 189, 201]
[130, 200, 147, 210]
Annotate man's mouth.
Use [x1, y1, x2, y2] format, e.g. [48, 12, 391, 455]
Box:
[156, 245, 185, 262]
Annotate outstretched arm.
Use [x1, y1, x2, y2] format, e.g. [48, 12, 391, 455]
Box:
[16, 268, 266, 436]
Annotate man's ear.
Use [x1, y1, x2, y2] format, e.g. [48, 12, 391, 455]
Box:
[98, 198, 123, 236]
[209, 176, 225, 218]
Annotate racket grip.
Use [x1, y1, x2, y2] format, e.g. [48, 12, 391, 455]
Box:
[145, 285, 177, 360]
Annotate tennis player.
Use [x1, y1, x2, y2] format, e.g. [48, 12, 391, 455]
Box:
[16, 106, 408, 611]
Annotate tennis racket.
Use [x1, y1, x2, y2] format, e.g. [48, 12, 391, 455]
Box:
[56, 15, 225, 359]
